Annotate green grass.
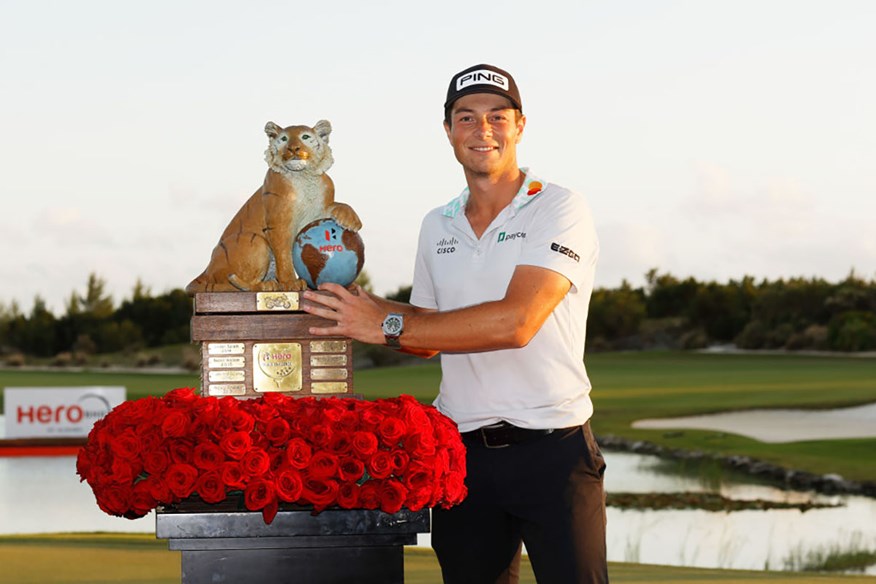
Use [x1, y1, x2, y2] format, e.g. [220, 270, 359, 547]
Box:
[0, 534, 873, 584]
[3, 351, 876, 481]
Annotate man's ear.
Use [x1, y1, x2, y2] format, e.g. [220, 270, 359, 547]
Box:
[444, 120, 452, 142]
[515, 114, 526, 144]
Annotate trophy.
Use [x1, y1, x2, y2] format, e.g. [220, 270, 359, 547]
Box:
[185, 120, 364, 399]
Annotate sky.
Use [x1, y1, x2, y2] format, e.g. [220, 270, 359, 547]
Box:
[2, 0, 875, 314]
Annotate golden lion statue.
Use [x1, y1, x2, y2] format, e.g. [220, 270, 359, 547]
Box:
[185, 120, 361, 294]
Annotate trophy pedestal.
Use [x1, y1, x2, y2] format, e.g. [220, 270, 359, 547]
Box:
[156, 505, 429, 584]
[191, 292, 355, 398]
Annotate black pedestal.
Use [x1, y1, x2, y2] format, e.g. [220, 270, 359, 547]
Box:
[156, 505, 430, 584]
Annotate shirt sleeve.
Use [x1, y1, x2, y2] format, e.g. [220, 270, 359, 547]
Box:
[409, 212, 438, 310]
[517, 186, 599, 290]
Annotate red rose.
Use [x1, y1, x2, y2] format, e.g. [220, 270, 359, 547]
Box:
[302, 477, 339, 512]
[265, 418, 291, 445]
[359, 407, 383, 431]
[308, 451, 340, 479]
[405, 431, 436, 457]
[244, 479, 278, 525]
[351, 431, 378, 458]
[229, 409, 255, 433]
[275, 468, 304, 502]
[193, 442, 225, 471]
[367, 450, 393, 479]
[337, 481, 360, 509]
[358, 481, 380, 510]
[243, 448, 271, 478]
[220, 461, 247, 489]
[440, 472, 467, 507]
[285, 437, 312, 469]
[377, 417, 406, 447]
[308, 423, 332, 448]
[328, 432, 353, 455]
[390, 449, 410, 474]
[403, 461, 432, 492]
[168, 439, 195, 464]
[378, 478, 408, 514]
[128, 480, 158, 518]
[404, 486, 432, 512]
[338, 457, 365, 482]
[164, 463, 199, 498]
[110, 458, 139, 484]
[335, 410, 360, 433]
[163, 387, 198, 407]
[109, 429, 142, 460]
[220, 431, 252, 460]
[96, 485, 131, 516]
[161, 410, 189, 439]
[195, 470, 227, 504]
[147, 476, 172, 503]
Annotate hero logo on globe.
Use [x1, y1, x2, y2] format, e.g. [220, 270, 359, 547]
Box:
[457, 70, 509, 91]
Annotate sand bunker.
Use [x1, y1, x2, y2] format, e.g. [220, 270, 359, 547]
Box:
[632, 402, 876, 443]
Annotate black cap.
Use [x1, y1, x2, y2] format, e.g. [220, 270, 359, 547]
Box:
[444, 64, 522, 117]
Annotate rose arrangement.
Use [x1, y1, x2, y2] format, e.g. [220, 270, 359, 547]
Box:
[76, 388, 467, 524]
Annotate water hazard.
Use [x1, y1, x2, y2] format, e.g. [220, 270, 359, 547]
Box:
[1, 450, 873, 574]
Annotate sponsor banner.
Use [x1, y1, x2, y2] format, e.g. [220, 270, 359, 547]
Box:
[3, 386, 126, 439]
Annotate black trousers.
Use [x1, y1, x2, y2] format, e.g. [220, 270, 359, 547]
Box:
[432, 422, 608, 584]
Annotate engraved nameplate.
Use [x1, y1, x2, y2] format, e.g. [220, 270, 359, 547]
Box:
[208, 384, 247, 396]
[311, 382, 349, 394]
[209, 370, 245, 382]
[310, 340, 347, 353]
[310, 354, 348, 367]
[253, 343, 302, 393]
[310, 368, 348, 381]
[208, 356, 246, 369]
[256, 292, 300, 311]
[208, 343, 245, 355]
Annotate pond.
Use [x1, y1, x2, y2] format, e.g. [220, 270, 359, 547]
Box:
[1, 450, 874, 574]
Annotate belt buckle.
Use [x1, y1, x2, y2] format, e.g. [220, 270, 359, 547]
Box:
[480, 422, 510, 449]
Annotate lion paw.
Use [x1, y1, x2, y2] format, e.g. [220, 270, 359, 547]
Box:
[330, 205, 362, 232]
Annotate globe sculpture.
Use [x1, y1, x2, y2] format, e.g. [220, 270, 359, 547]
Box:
[292, 218, 365, 289]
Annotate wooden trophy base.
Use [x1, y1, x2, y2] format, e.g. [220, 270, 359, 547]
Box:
[191, 292, 355, 398]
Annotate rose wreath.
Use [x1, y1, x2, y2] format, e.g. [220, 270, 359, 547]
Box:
[76, 388, 467, 524]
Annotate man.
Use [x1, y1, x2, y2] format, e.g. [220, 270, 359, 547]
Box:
[302, 63, 608, 583]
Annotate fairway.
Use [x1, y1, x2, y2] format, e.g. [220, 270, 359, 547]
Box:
[2, 351, 876, 481]
[0, 534, 874, 584]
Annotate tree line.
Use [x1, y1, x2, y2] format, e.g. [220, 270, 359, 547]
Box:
[1, 270, 875, 363]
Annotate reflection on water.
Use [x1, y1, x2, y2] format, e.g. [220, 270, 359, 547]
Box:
[1, 451, 874, 574]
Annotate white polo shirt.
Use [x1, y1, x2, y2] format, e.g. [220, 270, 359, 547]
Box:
[410, 169, 599, 433]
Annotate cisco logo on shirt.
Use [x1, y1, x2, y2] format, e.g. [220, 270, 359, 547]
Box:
[435, 237, 458, 255]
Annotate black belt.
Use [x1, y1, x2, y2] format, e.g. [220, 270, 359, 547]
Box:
[461, 421, 556, 449]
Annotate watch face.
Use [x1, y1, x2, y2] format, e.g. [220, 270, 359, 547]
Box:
[384, 315, 403, 335]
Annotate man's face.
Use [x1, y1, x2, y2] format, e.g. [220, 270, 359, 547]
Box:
[444, 93, 525, 178]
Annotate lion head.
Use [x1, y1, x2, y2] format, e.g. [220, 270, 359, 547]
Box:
[264, 120, 334, 175]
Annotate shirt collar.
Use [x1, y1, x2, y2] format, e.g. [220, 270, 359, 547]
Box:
[442, 168, 546, 218]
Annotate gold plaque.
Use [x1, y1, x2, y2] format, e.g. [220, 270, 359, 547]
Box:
[311, 354, 347, 367]
[310, 340, 347, 353]
[209, 370, 245, 382]
[311, 381, 348, 394]
[311, 368, 348, 381]
[208, 343, 245, 355]
[253, 343, 302, 392]
[256, 292, 300, 311]
[208, 383, 247, 396]
[208, 356, 246, 369]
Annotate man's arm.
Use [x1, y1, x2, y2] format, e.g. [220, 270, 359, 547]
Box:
[300, 264, 571, 354]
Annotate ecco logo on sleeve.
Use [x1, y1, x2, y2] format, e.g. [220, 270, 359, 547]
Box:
[550, 242, 580, 262]
[457, 70, 509, 91]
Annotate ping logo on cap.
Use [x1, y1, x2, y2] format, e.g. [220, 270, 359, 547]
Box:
[457, 70, 509, 91]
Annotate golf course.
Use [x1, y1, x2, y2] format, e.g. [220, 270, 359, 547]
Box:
[2, 350, 875, 582]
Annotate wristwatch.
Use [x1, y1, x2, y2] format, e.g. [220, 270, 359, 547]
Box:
[382, 312, 404, 348]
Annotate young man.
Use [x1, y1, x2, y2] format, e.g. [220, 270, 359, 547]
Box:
[302, 63, 608, 584]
